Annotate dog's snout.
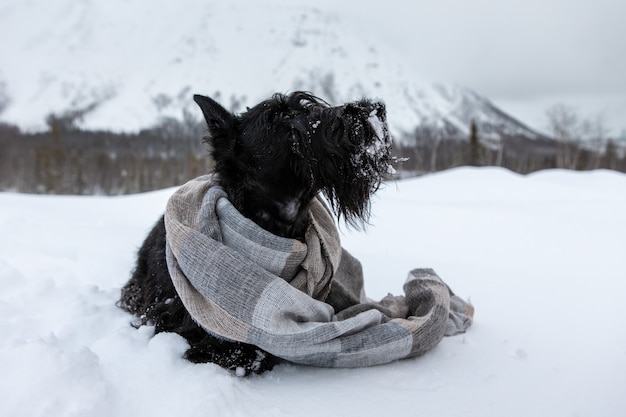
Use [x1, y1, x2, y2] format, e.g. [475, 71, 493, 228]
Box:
[371, 101, 386, 118]
[341, 100, 386, 119]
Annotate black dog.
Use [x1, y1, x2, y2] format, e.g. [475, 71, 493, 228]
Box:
[118, 91, 393, 375]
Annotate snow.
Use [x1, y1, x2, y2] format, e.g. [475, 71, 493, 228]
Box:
[1, 167, 625, 417]
[0, 0, 538, 140]
[367, 108, 386, 142]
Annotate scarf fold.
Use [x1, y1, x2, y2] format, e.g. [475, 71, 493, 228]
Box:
[165, 175, 473, 367]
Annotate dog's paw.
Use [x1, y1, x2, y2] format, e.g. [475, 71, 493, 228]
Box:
[184, 342, 278, 376]
[234, 349, 277, 377]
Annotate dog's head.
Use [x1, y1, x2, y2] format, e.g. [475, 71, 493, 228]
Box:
[194, 91, 393, 229]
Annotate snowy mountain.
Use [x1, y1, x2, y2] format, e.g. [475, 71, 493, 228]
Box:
[0, 0, 542, 142]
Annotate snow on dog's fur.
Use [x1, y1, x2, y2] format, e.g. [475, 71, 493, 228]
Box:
[118, 92, 393, 375]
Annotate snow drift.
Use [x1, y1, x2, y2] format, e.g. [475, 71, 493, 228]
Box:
[1, 167, 625, 417]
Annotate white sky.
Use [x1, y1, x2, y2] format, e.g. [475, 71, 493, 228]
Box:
[313, 0, 626, 136]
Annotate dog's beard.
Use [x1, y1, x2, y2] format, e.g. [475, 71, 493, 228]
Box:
[322, 107, 393, 228]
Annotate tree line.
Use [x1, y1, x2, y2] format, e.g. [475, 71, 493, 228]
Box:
[393, 124, 625, 177]
[0, 115, 212, 195]
[393, 104, 626, 176]
[0, 106, 625, 195]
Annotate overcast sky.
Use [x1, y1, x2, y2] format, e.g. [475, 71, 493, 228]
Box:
[3, 0, 624, 136]
[318, 0, 626, 135]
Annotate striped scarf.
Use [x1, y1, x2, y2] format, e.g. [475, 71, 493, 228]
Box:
[164, 175, 473, 367]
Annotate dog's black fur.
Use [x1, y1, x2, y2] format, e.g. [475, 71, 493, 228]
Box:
[118, 91, 392, 375]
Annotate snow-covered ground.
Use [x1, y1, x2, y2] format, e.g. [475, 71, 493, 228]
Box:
[1, 167, 625, 417]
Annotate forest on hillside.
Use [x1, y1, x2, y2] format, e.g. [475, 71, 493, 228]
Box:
[1, 108, 625, 195]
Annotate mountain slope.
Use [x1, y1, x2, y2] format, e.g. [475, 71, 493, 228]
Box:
[0, 0, 542, 142]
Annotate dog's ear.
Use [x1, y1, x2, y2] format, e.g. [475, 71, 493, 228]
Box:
[193, 94, 234, 134]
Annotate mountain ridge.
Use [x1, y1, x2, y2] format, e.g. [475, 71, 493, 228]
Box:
[0, 0, 544, 143]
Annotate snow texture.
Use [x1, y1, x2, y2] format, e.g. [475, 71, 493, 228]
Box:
[1, 167, 625, 417]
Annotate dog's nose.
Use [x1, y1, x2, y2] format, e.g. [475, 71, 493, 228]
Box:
[342, 100, 386, 119]
[367, 101, 386, 122]
[371, 101, 386, 118]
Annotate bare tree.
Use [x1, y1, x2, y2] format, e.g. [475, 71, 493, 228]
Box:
[0, 78, 9, 116]
[495, 139, 504, 167]
[581, 112, 610, 169]
[415, 122, 444, 173]
[546, 103, 581, 169]
[603, 139, 618, 170]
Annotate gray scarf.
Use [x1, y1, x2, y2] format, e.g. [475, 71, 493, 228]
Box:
[165, 175, 473, 367]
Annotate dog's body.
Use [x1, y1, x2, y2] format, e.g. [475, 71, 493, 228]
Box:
[118, 92, 392, 375]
